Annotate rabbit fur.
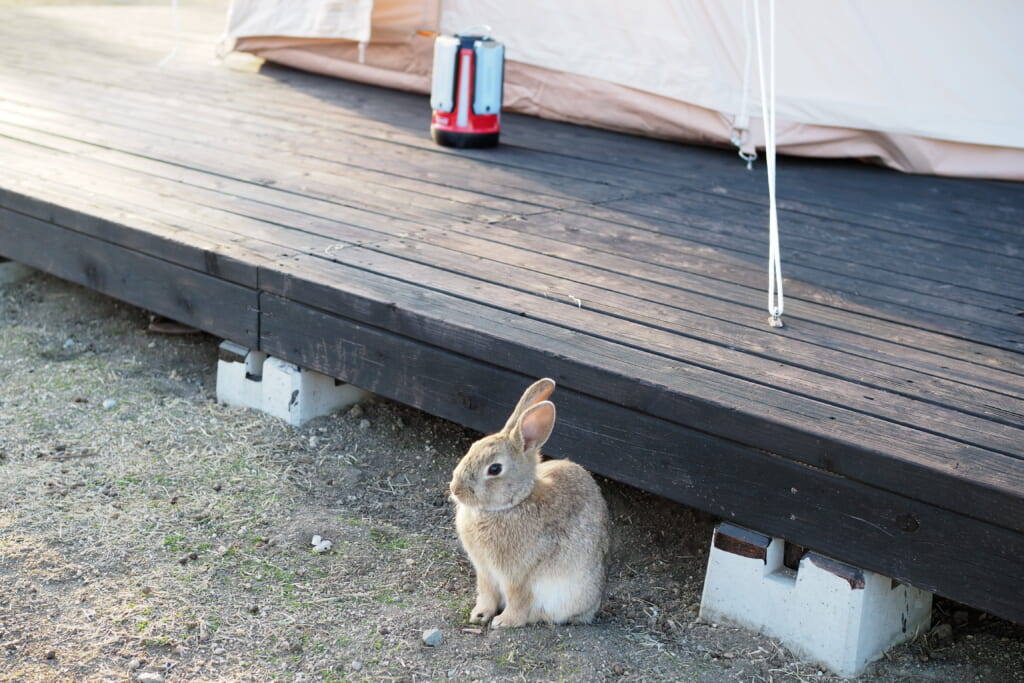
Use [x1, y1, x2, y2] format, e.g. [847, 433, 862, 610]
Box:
[450, 378, 609, 627]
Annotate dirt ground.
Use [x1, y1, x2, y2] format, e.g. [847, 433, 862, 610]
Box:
[1, 272, 1022, 682]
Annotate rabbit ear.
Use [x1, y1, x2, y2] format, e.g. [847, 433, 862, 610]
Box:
[512, 401, 556, 454]
[501, 378, 556, 434]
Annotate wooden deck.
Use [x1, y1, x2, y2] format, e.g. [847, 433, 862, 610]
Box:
[1, 5, 1022, 622]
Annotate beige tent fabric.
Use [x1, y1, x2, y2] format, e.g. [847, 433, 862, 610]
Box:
[227, 0, 1024, 180]
[440, 0, 1024, 150]
[236, 35, 1024, 180]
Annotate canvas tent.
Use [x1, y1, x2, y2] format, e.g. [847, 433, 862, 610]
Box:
[224, 0, 1024, 180]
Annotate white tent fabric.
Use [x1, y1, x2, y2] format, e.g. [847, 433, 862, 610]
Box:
[226, 0, 375, 43]
[442, 0, 1023, 150]
[225, 0, 1024, 180]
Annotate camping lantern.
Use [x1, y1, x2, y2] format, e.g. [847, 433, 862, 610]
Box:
[429, 31, 504, 148]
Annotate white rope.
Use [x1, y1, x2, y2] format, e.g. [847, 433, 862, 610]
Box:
[157, 0, 181, 68]
[752, 0, 784, 328]
[731, 0, 757, 170]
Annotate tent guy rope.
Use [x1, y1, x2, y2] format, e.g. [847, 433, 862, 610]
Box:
[752, 0, 785, 328]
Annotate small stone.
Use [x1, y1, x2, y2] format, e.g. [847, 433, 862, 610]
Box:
[213, 647, 225, 656]
[350, 660, 363, 672]
[136, 673, 164, 683]
[610, 663, 626, 676]
[297, 455, 313, 464]
[358, 419, 371, 431]
[128, 658, 143, 670]
[212, 483, 222, 492]
[422, 628, 443, 647]
[308, 436, 320, 448]
[63, 338, 76, 349]
[45, 649, 56, 660]
[102, 399, 117, 410]
[248, 604, 259, 614]
[348, 404, 364, 418]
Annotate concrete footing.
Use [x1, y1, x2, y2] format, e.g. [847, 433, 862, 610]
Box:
[216, 341, 368, 426]
[699, 523, 932, 678]
[0, 258, 36, 285]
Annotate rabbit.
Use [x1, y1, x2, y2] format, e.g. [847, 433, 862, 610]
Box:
[449, 377, 609, 628]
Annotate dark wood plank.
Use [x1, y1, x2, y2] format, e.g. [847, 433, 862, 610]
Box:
[260, 293, 1024, 624]
[56, 140, 1024, 391]
[5, 69, 1020, 356]
[0, 73, 640, 212]
[3, 83, 1020, 359]
[258, 256, 1024, 532]
[492, 211, 1024, 351]
[4, 134, 1020, 443]
[592, 190, 1024, 292]
[0, 184, 261, 289]
[0, 206, 259, 347]
[7, 126, 1019, 402]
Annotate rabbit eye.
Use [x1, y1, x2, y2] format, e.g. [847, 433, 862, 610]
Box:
[486, 463, 502, 476]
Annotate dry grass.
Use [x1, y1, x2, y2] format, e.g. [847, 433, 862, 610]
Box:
[2, 272, 1022, 682]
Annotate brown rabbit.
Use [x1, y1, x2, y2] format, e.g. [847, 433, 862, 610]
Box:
[449, 378, 609, 627]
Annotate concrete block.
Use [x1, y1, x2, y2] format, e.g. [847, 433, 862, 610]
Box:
[260, 356, 367, 426]
[0, 258, 36, 285]
[216, 341, 266, 411]
[216, 341, 368, 426]
[699, 523, 932, 678]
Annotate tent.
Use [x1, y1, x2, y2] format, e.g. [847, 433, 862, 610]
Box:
[224, 0, 1024, 180]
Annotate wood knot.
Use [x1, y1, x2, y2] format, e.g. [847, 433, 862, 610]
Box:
[896, 513, 920, 533]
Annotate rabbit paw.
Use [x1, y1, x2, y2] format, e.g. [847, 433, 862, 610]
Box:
[469, 602, 498, 625]
[491, 612, 527, 629]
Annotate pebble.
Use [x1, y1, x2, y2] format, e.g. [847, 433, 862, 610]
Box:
[610, 662, 626, 676]
[308, 436, 320, 448]
[136, 673, 163, 683]
[311, 535, 332, 553]
[63, 338, 76, 349]
[102, 399, 117, 410]
[358, 419, 371, 431]
[350, 660, 363, 672]
[348, 404, 364, 418]
[422, 628, 443, 647]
